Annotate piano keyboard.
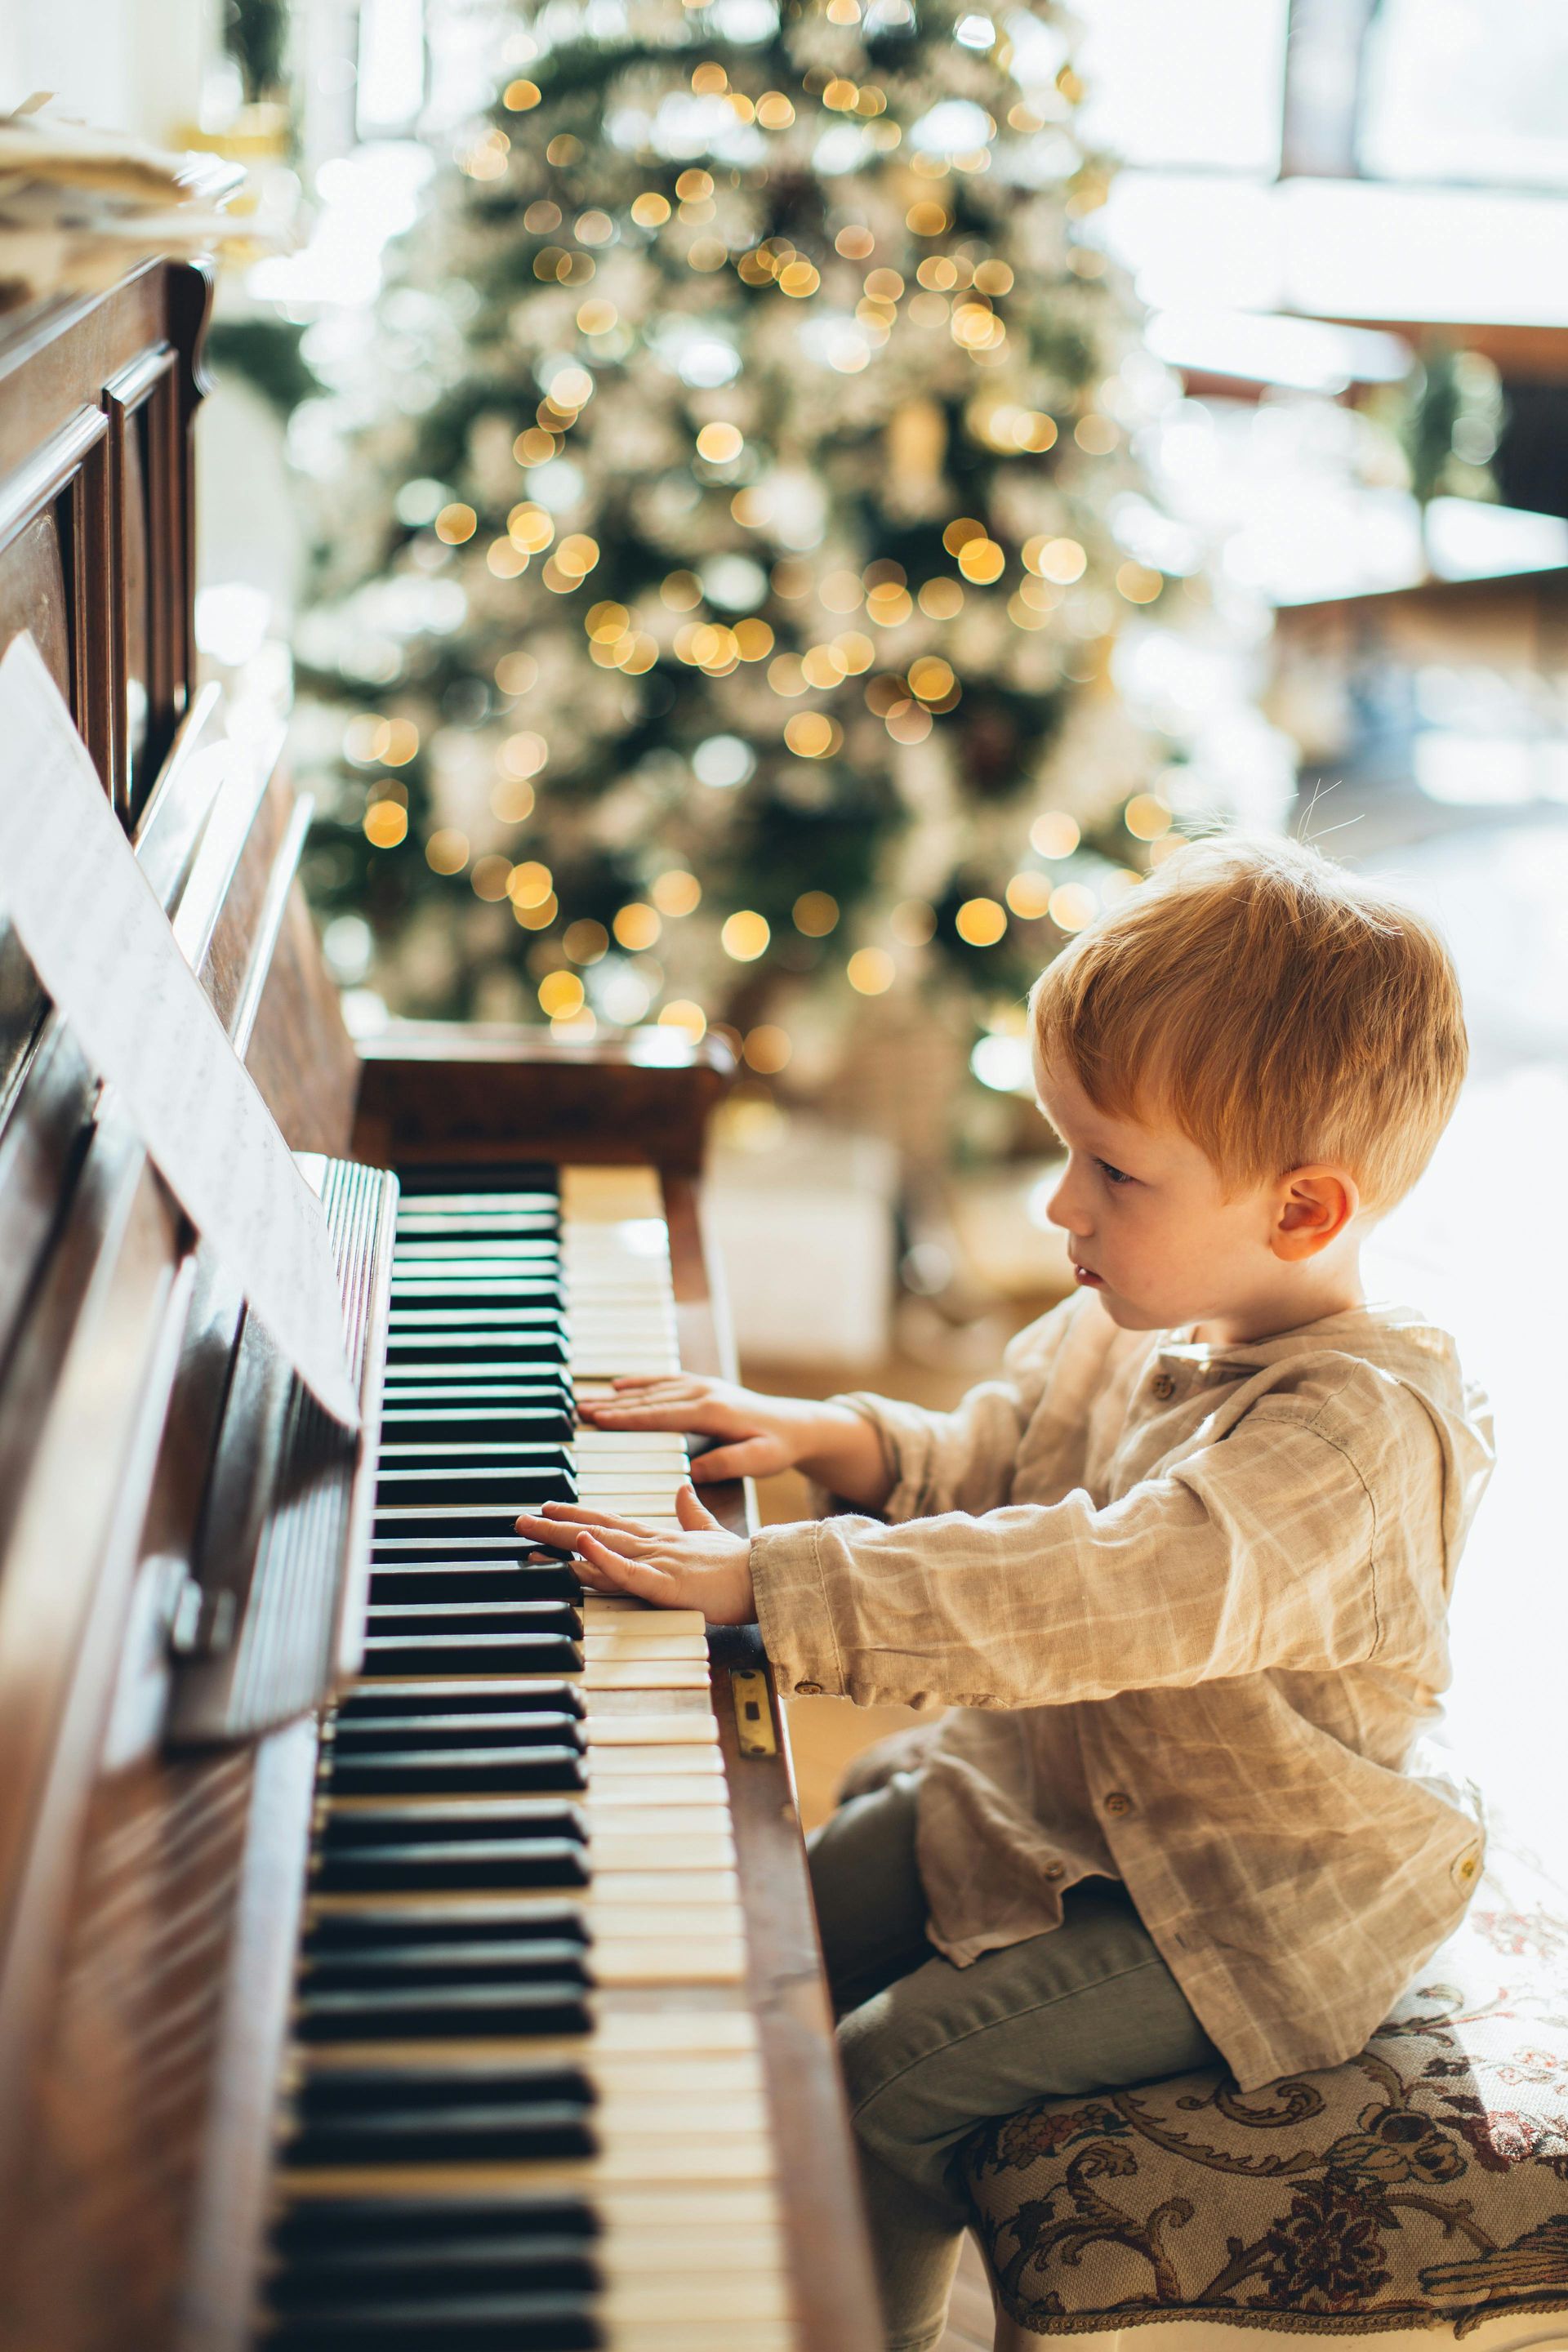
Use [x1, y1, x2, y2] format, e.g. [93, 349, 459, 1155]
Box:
[262, 1165, 798, 2351]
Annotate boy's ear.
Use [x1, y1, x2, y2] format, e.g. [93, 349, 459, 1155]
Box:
[1272, 1165, 1358, 1259]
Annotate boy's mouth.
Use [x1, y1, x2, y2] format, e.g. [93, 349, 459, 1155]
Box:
[1073, 1263, 1105, 1288]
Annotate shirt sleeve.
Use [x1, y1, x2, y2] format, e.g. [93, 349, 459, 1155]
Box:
[751, 1407, 1380, 1708]
[829, 1293, 1094, 1523]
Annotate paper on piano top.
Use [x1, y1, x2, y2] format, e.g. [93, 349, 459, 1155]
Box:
[0, 635, 359, 1429]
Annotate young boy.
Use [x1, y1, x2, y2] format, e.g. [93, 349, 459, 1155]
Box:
[516, 835, 1494, 2352]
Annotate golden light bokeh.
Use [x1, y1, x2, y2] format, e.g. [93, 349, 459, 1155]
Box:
[631, 191, 671, 225]
[1027, 536, 1089, 584]
[564, 918, 609, 964]
[801, 644, 847, 688]
[513, 891, 559, 929]
[491, 777, 536, 823]
[1030, 810, 1081, 858]
[721, 910, 770, 961]
[956, 896, 1007, 947]
[363, 800, 408, 849]
[509, 859, 554, 909]
[661, 569, 702, 611]
[768, 654, 807, 697]
[555, 533, 600, 577]
[538, 970, 586, 1019]
[425, 827, 469, 875]
[865, 267, 904, 301]
[487, 538, 528, 577]
[500, 731, 548, 778]
[778, 261, 820, 297]
[652, 869, 702, 917]
[847, 946, 895, 994]
[1049, 881, 1098, 931]
[1124, 792, 1174, 840]
[1074, 414, 1119, 455]
[906, 201, 950, 236]
[756, 92, 795, 128]
[866, 582, 914, 626]
[820, 569, 865, 614]
[793, 890, 840, 937]
[1005, 871, 1054, 919]
[957, 537, 1004, 585]
[508, 503, 555, 552]
[344, 715, 391, 764]
[836, 224, 875, 258]
[943, 516, 987, 554]
[919, 577, 964, 619]
[381, 719, 420, 766]
[586, 600, 630, 641]
[835, 630, 875, 674]
[502, 78, 541, 109]
[659, 1000, 708, 1040]
[696, 421, 744, 463]
[471, 854, 513, 902]
[612, 902, 662, 951]
[495, 651, 537, 694]
[784, 711, 840, 758]
[742, 1024, 792, 1073]
[434, 503, 476, 544]
[908, 656, 956, 702]
[734, 617, 775, 660]
[1116, 561, 1164, 604]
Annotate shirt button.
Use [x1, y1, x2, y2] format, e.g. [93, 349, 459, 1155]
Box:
[1103, 1791, 1134, 1817]
[1044, 1861, 1067, 1882]
[1150, 1372, 1175, 1401]
[1454, 1848, 1481, 1886]
[795, 1681, 825, 1695]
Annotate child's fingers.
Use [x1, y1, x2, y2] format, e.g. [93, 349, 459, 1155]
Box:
[521, 1502, 658, 1539]
[576, 1529, 675, 1600]
[689, 1438, 776, 1481]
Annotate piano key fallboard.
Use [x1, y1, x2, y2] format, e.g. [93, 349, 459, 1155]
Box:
[264, 1164, 803, 2352]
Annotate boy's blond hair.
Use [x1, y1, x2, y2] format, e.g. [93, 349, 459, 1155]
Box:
[1031, 835, 1467, 1216]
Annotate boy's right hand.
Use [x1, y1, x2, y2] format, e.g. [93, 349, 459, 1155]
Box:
[578, 1375, 818, 1483]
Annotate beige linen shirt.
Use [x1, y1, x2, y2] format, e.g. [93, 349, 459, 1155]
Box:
[750, 1292, 1494, 2091]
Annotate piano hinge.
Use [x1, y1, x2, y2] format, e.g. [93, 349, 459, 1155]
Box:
[730, 1666, 777, 1757]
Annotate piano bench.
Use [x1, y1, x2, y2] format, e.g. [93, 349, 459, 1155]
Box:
[960, 1836, 1568, 2352]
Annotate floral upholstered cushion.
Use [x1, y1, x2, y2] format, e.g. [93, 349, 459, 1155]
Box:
[962, 1839, 1568, 2336]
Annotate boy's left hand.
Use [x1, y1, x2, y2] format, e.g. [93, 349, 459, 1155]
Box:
[514, 1481, 755, 1624]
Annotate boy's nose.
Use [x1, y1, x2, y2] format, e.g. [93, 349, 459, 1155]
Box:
[1045, 1174, 1090, 1237]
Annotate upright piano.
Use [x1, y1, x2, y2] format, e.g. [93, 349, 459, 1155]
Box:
[0, 261, 883, 2352]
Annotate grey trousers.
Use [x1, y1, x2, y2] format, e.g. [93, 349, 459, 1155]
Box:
[808, 1772, 1218, 2352]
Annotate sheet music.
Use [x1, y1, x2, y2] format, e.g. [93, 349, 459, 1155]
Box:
[0, 635, 359, 1429]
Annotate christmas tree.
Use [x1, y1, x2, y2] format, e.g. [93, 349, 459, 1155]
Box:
[292, 0, 1191, 1102]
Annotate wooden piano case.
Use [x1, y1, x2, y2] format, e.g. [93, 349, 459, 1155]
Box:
[0, 268, 881, 2350]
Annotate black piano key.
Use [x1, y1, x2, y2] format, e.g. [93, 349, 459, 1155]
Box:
[370, 1541, 580, 1575]
[295, 1978, 592, 2035]
[305, 1902, 589, 1950]
[380, 1403, 575, 1440]
[364, 1602, 582, 1639]
[374, 1469, 577, 1509]
[385, 1334, 569, 1370]
[302, 1938, 589, 1989]
[310, 1838, 590, 1895]
[265, 2293, 601, 2350]
[335, 1683, 585, 1721]
[269, 2237, 599, 2310]
[366, 1568, 581, 1607]
[273, 2196, 599, 2258]
[359, 1632, 581, 1677]
[318, 1801, 583, 1847]
[376, 1442, 573, 1466]
[329, 1719, 585, 1759]
[287, 2098, 595, 2167]
[323, 1748, 586, 1797]
[372, 1515, 573, 1552]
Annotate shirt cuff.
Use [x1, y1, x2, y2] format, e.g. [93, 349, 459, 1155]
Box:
[749, 1519, 846, 1697]
[828, 1392, 938, 1522]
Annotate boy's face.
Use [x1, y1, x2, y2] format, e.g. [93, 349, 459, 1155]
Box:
[1034, 1053, 1343, 1336]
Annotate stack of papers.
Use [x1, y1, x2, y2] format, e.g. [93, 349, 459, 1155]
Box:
[0, 94, 242, 311]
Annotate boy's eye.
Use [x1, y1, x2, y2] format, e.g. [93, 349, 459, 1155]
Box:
[1097, 1158, 1134, 1187]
